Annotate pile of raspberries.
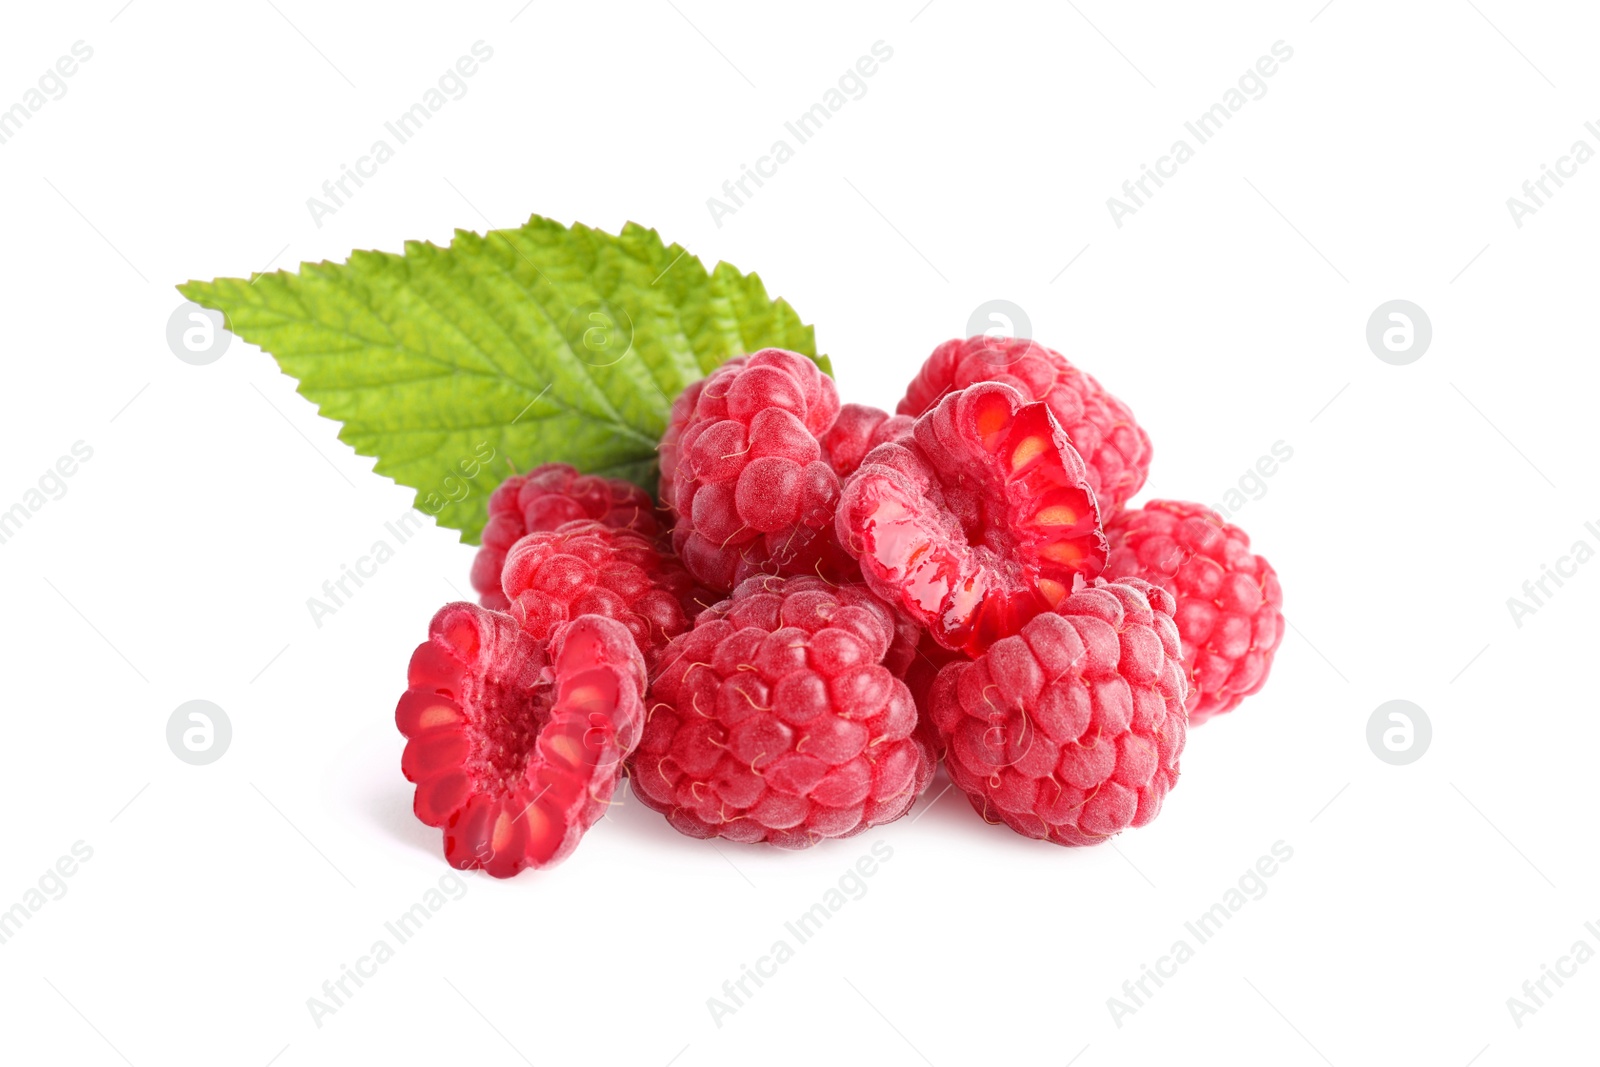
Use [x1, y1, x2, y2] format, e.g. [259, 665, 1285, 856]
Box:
[397, 338, 1284, 877]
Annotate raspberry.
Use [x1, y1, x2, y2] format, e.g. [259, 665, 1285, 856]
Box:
[663, 349, 851, 591]
[837, 381, 1109, 655]
[904, 633, 960, 712]
[903, 633, 959, 764]
[1102, 500, 1283, 724]
[397, 604, 647, 876]
[629, 575, 935, 847]
[471, 464, 664, 611]
[500, 521, 709, 666]
[883, 606, 922, 678]
[657, 374, 711, 516]
[928, 578, 1187, 845]
[821, 403, 914, 478]
[899, 336, 1152, 514]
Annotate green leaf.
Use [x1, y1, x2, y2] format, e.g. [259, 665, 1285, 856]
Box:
[179, 215, 827, 543]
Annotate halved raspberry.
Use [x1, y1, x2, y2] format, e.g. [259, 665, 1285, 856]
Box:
[837, 382, 1108, 655]
[628, 575, 934, 847]
[499, 520, 710, 667]
[397, 605, 647, 876]
[663, 349, 852, 591]
[928, 577, 1187, 845]
[899, 336, 1152, 514]
[471, 464, 665, 611]
[821, 403, 914, 479]
[1102, 500, 1283, 724]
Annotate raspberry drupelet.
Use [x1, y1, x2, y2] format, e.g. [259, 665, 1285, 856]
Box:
[820, 402, 914, 479]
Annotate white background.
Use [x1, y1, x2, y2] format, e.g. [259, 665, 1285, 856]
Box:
[1, 2, 1596, 1064]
